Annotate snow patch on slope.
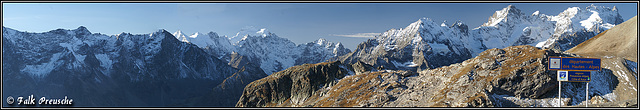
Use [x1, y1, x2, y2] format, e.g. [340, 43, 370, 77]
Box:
[21, 53, 64, 78]
[230, 26, 270, 45]
[59, 37, 87, 69]
[95, 53, 113, 76]
[580, 11, 603, 31]
[391, 61, 419, 68]
[428, 43, 450, 55]
[187, 32, 212, 47]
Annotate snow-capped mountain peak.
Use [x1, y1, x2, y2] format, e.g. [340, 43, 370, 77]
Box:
[229, 26, 272, 45]
[173, 31, 228, 50]
[163, 27, 350, 75]
[482, 5, 524, 27]
[188, 32, 200, 38]
[440, 20, 447, 27]
[450, 21, 468, 30]
[537, 4, 624, 50]
[314, 38, 327, 46]
[172, 30, 183, 38]
[256, 28, 269, 36]
[172, 30, 189, 43]
[343, 4, 623, 71]
[532, 11, 540, 16]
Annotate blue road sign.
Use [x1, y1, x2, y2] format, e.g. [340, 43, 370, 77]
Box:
[549, 57, 601, 71]
[567, 71, 591, 82]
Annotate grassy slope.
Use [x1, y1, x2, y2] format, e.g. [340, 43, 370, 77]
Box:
[567, 16, 638, 62]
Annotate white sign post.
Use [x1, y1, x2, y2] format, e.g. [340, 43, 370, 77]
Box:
[557, 71, 567, 107]
[558, 81, 561, 107]
[586, 82, 589, 107]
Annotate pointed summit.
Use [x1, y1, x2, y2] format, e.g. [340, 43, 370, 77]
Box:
[404, 17, 438, 31]
[74, 26, 91, 34]
[417, 17, 436, 25]
[314, 38, 328, 45]
[76, 26, 87, 30]
[532, 11, 540, 16]
[207, 31, 219, 37]
[441, 20, 448, 27]
[501, 5, 523, 16]
[156, 29, 169, 34]
[451, 20, 469, 33]
[481, 5, 524, 27]
[173, 30, 183, 38]
[172, 30, 189, 43]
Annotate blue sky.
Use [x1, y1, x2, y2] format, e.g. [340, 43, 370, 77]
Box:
[2, 3, 637, 50]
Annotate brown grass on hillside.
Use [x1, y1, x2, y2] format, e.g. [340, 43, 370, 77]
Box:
[314, 71, 384, 107]
[427, 45, 545, 107]
[567, 16, 638, 62]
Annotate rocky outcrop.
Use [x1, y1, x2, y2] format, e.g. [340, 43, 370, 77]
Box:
[375, 45, 556, 107]
[235, 61, 350, 107]
[351, 61, 375, 75]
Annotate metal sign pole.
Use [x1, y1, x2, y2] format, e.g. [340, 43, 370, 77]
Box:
[559, 81, 561, 107]
[586, 82, 589, 107]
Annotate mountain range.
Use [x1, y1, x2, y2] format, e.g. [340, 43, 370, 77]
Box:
[341, 5, 624, 72]
[2, 4, 636, 107]
[236, 5, 636, 107]
[2, 25, 348, 107]
[171, 27, 351, 75]
[237, 14, 637, 107]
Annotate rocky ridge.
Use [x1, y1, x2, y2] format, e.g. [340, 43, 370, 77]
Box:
[237, 45, 634, 107]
